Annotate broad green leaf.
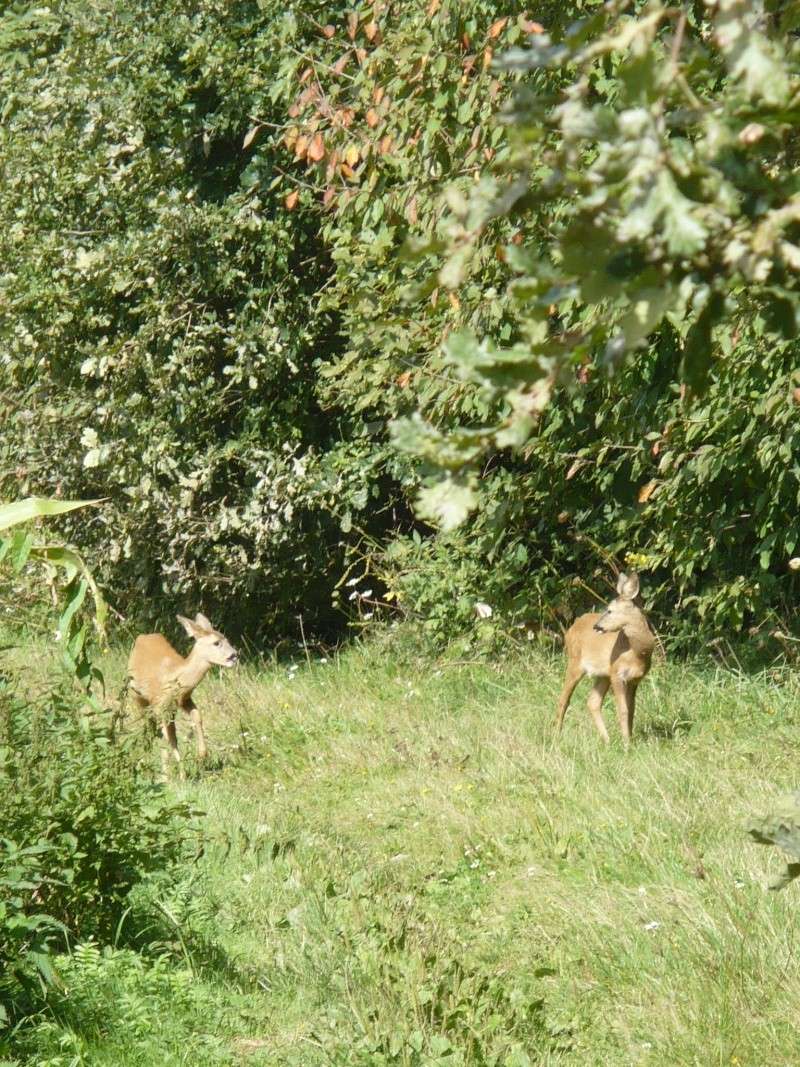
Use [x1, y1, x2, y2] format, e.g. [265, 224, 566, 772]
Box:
[415, 475, 477, 531]
[0, 497, 101, 532]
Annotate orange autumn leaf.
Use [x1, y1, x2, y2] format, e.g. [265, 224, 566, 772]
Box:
[378, 134, 393, 154]
[488, 16, 508, 38]
[366, 108, 379, 128]
[294, 134, 309, 160]
[322, 24, 335, 37]
[427, 0, 440, 15]
[396, 370, 412, 388]
[522, 18, 544, 33]
[347, 11, 358, 39]
[364, 20, 378, 41]
[373, 86, 385, 105]
[322, 187, 336, 207]
[285, 190, 299, 210]
[307, 133, 325, 162]
[333, 53, 351, 75]
[638, 480, 658, 504]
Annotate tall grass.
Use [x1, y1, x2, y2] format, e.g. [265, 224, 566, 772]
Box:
[5, 631, 800, 1064]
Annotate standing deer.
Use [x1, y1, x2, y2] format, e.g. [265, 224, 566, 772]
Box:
[555, 572, 655, 744]
[127, 613, 238, 777]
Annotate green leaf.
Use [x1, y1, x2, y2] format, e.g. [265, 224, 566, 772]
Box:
[0, 496, 102, 532]
[415, 475, 477, 531]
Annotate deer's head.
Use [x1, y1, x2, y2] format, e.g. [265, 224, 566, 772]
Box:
[178, 613, 239, 667]
[592, 572, 642, 634]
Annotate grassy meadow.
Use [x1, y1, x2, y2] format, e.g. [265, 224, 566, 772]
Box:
[5, 631, 800, 1066]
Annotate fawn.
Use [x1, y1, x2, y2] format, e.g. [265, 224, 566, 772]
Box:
[555, 572, 655, 744]
[127, 612, 238, 777]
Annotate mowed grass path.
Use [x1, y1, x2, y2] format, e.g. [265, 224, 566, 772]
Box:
[165, 638, 800, 1066]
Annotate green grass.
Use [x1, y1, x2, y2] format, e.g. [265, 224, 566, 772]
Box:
[6, 633, 800, 1065]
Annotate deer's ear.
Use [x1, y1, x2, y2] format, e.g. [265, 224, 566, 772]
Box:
[194, 612, 213, 631]
[177, 614, 201, 638]
[617, 572, 640, 599]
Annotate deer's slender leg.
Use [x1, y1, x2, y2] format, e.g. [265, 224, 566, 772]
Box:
[161, 719, 184, 780]
[555, 663, 583, 734]
[586, 678, 611, 744]
[611, 675, 633, 745]
[184, 698, 208, 761]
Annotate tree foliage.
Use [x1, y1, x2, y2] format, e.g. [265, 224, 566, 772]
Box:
[0, 0, 355, 637]
[3, 0, 800, 647]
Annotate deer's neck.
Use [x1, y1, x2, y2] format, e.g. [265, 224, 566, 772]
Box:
[175, 647, 212, 692]
[623, 612, 656, 660]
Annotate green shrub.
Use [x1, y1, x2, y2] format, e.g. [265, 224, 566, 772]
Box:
[0, 681, 195, 1026]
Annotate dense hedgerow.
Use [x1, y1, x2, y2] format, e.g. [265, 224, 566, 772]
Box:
[4, 1, 800, 650]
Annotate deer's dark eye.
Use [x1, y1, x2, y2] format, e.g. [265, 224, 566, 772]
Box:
[214, 639, 221, 646]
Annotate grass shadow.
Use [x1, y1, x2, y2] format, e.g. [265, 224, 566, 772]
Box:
[638, 716, 694, 741]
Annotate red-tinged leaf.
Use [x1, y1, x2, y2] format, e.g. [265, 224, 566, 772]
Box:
[347, 11, 358, 39]
[495, 244, 506, 262]
[288, 102, 300, 119]
[355, 47, 367, 64]
[294, 134, 309, 160]
[651, 440, 661, 457]
[299, 66, 314, 83]
[638, 480, 658, 503]
[793, 388, 800, 405]
[482, 47, 493, 69]
[285, 190, 299, 210]
[242, 125, 261, 150]
[461, 32, 471, 49]
[364, 20, 378, 41]
[522, 18, 544, 33]
[488, 16, 508, 38]
[326, 150, 340, 180]
[333, 53, 350, 76]
[397, 371, 412, 388]
[462, 54, 476, 74]
[378, 134, 393, 154]
[307, 133, 325, 162]
[483, 147, 494, 161]
[323, 187, 336, 207]
[322, 24, 335, 38]
[373, 86, 385, 105]
[365, 108, 379, 128]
